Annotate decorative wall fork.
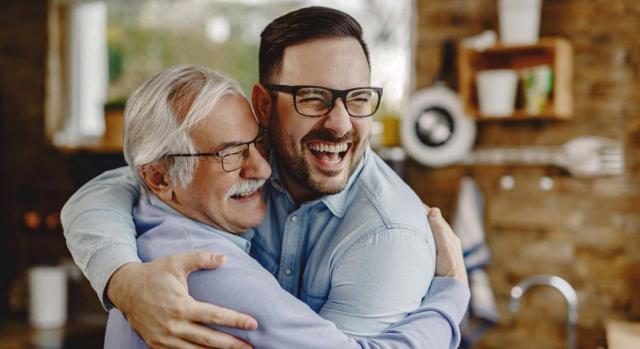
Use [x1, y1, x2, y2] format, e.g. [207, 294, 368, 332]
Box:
[460, 136, 625, 178]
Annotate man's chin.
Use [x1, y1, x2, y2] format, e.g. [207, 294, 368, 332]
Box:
[227, 192, 265, 219]
[227, 210, 266, 233]
[303, 151, 354, 195]
[305, 168, 350, 195]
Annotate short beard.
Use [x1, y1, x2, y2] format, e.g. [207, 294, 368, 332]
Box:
[268, 109, 362, 198]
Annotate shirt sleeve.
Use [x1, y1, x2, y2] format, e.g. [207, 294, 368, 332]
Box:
[60, 166, 141, 309]
[319, 227, 435, 336]
[384, 277, 470, 348]
[187, 241, 470, 349]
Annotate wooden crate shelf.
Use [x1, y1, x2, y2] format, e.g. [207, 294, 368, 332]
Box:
[457, 37, 574, 121]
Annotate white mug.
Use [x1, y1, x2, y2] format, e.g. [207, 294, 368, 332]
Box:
[498, 0, 542, 45]
[29, 266, 68, 329]
[476, 69, 519, 117]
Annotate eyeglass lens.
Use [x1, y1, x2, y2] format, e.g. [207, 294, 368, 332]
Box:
[295, 87, 380, 117]
[221, 132, 267, 172]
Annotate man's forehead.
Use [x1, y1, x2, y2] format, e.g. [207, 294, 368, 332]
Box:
[192, 97, 258, 150]
[277, 37, 370, 88]
[204, 123, 259, 151]
[217, 132, 258, 151]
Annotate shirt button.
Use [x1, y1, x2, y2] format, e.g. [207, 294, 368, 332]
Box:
[284, 268, 292, 276]
[290, 215, 298, 223]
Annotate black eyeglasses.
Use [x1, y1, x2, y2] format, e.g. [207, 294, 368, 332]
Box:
[264, 84, 383, 118]
[164, 129, 267, 172]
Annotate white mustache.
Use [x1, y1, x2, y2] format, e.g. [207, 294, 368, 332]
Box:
[224, 179, 266, 201]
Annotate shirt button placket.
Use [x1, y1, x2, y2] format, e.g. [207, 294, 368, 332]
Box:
[280, 213, 301, 294]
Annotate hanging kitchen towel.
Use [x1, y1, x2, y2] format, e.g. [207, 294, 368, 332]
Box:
[452, 177, 499, 348]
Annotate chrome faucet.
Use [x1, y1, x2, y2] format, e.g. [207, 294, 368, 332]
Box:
[509, 275, 578, 349]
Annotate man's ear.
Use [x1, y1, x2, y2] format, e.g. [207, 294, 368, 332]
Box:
[139, 162, 173, 201]
[252, 83, 272, 128]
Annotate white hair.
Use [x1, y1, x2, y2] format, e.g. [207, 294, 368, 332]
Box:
[123, 64, 245, 187]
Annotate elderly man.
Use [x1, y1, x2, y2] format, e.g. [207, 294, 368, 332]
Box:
[62, 7, 469, 349]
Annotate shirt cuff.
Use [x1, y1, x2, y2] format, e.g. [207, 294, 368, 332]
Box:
[87, 243, 141, 310]
[425, 277, 471, 325]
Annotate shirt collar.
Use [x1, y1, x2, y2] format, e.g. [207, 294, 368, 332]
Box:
[143, 187, 252, 253]
[266, 147, 370, 219]
[267, 151, 291, 196]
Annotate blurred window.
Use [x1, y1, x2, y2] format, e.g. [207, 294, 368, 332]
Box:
[47, 0, 413, 146]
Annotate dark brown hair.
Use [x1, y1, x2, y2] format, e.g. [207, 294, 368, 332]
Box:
[259, 6, 370, 84]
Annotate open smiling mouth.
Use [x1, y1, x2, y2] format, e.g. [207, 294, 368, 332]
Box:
[307, 142, 351, 165]
[230, 188, 261, 201]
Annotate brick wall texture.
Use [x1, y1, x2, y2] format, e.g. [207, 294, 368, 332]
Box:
[411, 1, 640, 348]
[0, 0, 77, 315]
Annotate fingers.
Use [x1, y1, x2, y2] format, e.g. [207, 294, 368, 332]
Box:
[152, 336, 210, 349]
[428, 207, 442, 223]
[431, 208, 461, 252]
[171, 251, 227, 274]
[187, 299, 258, 330]
[427, 207, 468, 286]
[428, 207, 453, 234]
[172, 322, 253, 349]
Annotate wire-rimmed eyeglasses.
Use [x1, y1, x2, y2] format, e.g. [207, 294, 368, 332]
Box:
[163, 129, 267, 172]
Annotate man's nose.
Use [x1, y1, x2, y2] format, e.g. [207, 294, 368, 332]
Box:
[240, 143, 272, 180]
[323, 98, 352, 138]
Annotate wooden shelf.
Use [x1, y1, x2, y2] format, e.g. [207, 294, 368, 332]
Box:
[457, 37, 574, 121]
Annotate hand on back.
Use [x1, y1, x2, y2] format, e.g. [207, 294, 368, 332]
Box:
[108, 251, 257, 349]
[424, 205, 468, 287]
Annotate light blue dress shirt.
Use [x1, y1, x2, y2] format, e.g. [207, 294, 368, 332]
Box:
[249, 148, 436, 335]
[105, 187, 470, 348]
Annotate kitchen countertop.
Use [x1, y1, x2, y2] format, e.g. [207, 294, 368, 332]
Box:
[606, 320, 640, 349]
[0, 315, 105, 349]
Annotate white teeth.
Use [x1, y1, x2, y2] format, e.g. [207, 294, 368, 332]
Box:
[308, 143, 348, 153]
